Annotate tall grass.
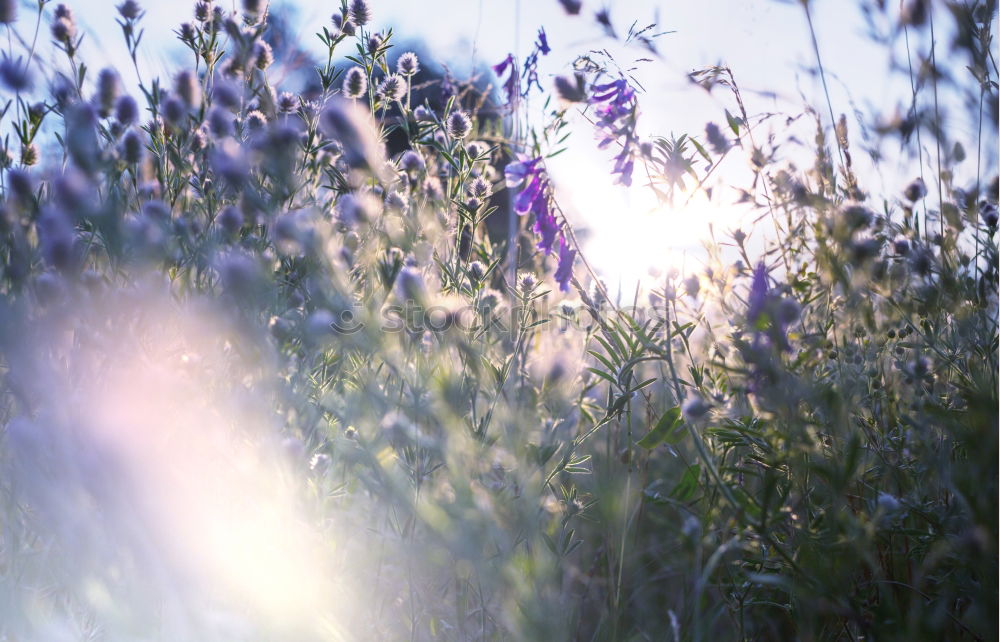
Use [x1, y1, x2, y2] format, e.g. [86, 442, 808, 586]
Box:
[0, 0, 996, 640]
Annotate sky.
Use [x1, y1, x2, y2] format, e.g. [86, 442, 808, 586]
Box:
[14, 0, 992, 292]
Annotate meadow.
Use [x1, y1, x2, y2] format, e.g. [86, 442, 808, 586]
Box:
[0, 0, 997, 639]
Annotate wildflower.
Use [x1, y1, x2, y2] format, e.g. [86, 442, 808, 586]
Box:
[396, 266, 426, 302]
[521, 28, 551, 95]
[342, 66, 367, 99]
[117, 0, 142, 19]
[242, 0, 262, 15]
[332, 12, 356, 36]
[554, 73, 587, 103]
[366, 33, 384, 57]
[51, 16, 77, 45]
[981, 201, 999, 227]
[174, 70, 200, 108]
[492, 55, 518, 105]
[558, 0, 583, 13]
[213, 79, 241, 109]
[893, 238, 910, 255]
[194, 1, 211, 22]
[413, 105, 433, 121]
[208, 107, 234, 137]
[178, 22, 196, 42]
[348, 0, 372, 26]
[682, 395, 712, 420]
[877, 491, 901, 513]
[121, 129, 144, 163]
[705, 122, 730, 154]
[377, 74, 405, 102]
[555, 236, 576, 292]
[20, 144, 39, 167]
[904, 177, 927, 202]
[245, 109, 267, 131]
[0, 56, 32, 92]
[446, 110, 472, 139]
[385, 191, 407, 211]
[320, 98, 386, 177]
[469, 176, 493, 200]
[0, 0, 15, 24]
[162, 97, 186, 125]
[277, 92, 300, 114]
[518, 271, 538, 292]
[467, 260, 486, 283]
[115, 94, 139, 125]
[746, 262, 769, 325]
[6, 168, 34, 204]
[253, 41, 274, 69]
[399, 150, 425, 174]
[591, 77, 639, 186]
[216, 205, 243, 235]
[396, 52, 419, 77]
[683, 275, 700, 299]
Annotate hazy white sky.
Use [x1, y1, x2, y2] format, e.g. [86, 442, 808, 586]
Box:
[20, 0, 986, 290]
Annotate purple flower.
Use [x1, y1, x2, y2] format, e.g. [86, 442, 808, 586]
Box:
[555, 235, 576, 291]
[492, 54, 518, 105]
[590, 77, 639, 186]
[535, 27, 551, 55]
[532, 194, 559, 254]
[747, 261, 769, 325]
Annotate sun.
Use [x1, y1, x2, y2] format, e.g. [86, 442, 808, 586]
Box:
[554, 157, 744, 295]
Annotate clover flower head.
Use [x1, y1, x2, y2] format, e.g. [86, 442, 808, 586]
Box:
[277, 92, 300, 114]
[342, 66, 368, 99]
[349, 0, 372, 26]
[378, 74, 405, 102]
[446, 110, 472, 139]
[396, 52, 419, 77]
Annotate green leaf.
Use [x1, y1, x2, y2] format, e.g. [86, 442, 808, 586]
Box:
[637, 406, 683, 449]
[670, 464, 701, 501]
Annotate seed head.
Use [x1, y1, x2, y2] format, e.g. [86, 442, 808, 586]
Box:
[413, 105, 433, 121]
[377, 74, 405, 102]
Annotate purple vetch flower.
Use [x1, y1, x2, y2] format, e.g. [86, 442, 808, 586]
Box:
[746, 261, 769, 326]
[492, 54, 518, 105]
[554, 235, 576, 292]
[521, 28, 552, 96]
[590, 76, 639, 186]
